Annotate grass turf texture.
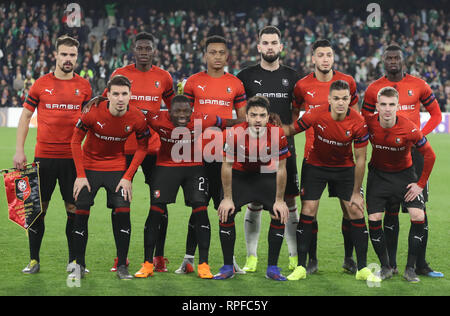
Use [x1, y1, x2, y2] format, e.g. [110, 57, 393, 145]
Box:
[0, 126, 449, 296]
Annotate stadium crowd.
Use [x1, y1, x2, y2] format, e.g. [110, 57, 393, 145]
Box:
[0, 1, 449, 111]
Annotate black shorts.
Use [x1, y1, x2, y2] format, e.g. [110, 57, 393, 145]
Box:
[300, 162, 355, 201]
[204, 161, 222, 209]
[126, 154, 156, 185]
[149, 165, 209, 206]
[366, 165, 425, 215]
[285, 136, 300, 198]
[225, 169, 277, 215]
[75, 170, 130, 210]
[34, 157, 76, 204]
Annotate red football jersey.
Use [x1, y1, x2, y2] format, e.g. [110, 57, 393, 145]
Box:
[293, 71, 359, 159]
[224, 122, 291, 173]
[362, 73, 441, 135]
[104, 64, 174, 155]
[183, 71, 246, 119]
[146, 111, 227, 167]
[23, 73, 92, 158]
[294, 105, 369, 167]
[366, 114, 435, 188]
[71, 101, 150, 180]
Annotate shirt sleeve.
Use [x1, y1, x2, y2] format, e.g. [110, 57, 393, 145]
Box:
[361, 85, 377, 118]
[233, 80, 247, 110]
[292, 81, 304, 110]
[349, 77, 359, 108]
[183, 77, 195, 106]
[71, 113, 92, 178]
[412, 131, 436, 188]
[278, 128, 291, 160]
[23, 81, 40, 112]
[293, 109, 313, 134]
[353, 120, 369, 148]
[420, 83, 442, 135]
[162, 73, 175, 109]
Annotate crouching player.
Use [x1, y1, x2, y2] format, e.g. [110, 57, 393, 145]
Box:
[215, 96, 290, 281]
[365, 87, 436, 283]
[70, 75, 150, 280]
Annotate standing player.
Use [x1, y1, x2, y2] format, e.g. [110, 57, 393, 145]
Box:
[236, 26, 301, 273]
[365, 87, 436, 282]
[293, 39, 360, 274]
[133, 95, 241, 279]
[70, 75, 149, 280]
[362, 44, 443, 277]
[175, 35, 247, 274]
[282, 80, 379, 283]
[105, 32, 174, 273]
[13, 35, 92, 274]
[215, 96, 290, 281]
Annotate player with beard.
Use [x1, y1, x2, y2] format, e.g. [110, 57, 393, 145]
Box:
[292, 39, 360, 275]
[236, 26, 301, 273]
[362, 45, 443, 278]
[14, 35, 92, 274]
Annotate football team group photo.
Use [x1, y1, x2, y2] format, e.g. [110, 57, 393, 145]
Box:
[0, 0, 449, 297]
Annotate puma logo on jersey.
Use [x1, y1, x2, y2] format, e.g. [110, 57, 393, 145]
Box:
[97, 122, 106, 129]
[45, 89, 54, 95]
[306, 91, 316, 98]
[254, 80, 262, 86]
[318, 124, 326, 132]
[198, 85, 206, 91]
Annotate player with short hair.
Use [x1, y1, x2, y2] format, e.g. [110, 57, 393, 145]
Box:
[13, 35, 92, 274]
[214, 96, 290, 281]
[362, 44, 443, 277]
[70, 75, 150, 280]
[365, 87, 436, 282]
[282, 80, 379, 283]
[104, 32, 174, 273]
[293, 38, 360, 274]
[175, 35, 247, 274]
[134, 95, 241, 279]
[236, 25, 301, 273]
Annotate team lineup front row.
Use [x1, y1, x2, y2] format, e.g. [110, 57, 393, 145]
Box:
[13, 32, 444, 284]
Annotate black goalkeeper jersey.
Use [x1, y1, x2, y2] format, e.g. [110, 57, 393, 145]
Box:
[237, 64, 301, 124]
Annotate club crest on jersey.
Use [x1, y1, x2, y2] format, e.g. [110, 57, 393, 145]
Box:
[395, 137, 401, 144]
[75, 89, 80, 96]
[154, 190, 160, 198]
[226, 87, 232, 93]
[345, 130, 351, 137]
[155, 81, 160, 88]
[282, 78, 289, 87]
[124, 125, 131, 133]
[408, 90, 413, 96]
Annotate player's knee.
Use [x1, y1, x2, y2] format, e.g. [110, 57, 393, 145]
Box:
[368, 212, 383, 222]
[65, 202, 77, 214]
[409, 208, 425, 222]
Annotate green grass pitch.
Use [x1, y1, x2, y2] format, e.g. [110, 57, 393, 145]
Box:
[0, 126, 449, 296]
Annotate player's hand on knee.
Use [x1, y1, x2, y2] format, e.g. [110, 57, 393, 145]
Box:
[273, 200, 289, 224]
[82, 95, 107, 113]
[404, 183, 423, 202]
[218, 198, 235, 223]
[13, 151, 27, 170]
[350, 192, 365, 213]
[73, 177, 91, 201]
[116, 178, 132, 202]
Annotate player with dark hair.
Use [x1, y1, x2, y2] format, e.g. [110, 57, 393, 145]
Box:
[214, 96, 290, 281]
[87, 32, 175, 273]
[13, 35, 92, 274]
[362, 44, 443, 278]
[134, 95, 242, 279]
[365, 87, 436, 282]
[282, 80, 379, 283]
[293, 38, 360, 275]
[69, 75, 150, 280]
[236, 25, 301, 273]
[174, 35, 247, 274]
